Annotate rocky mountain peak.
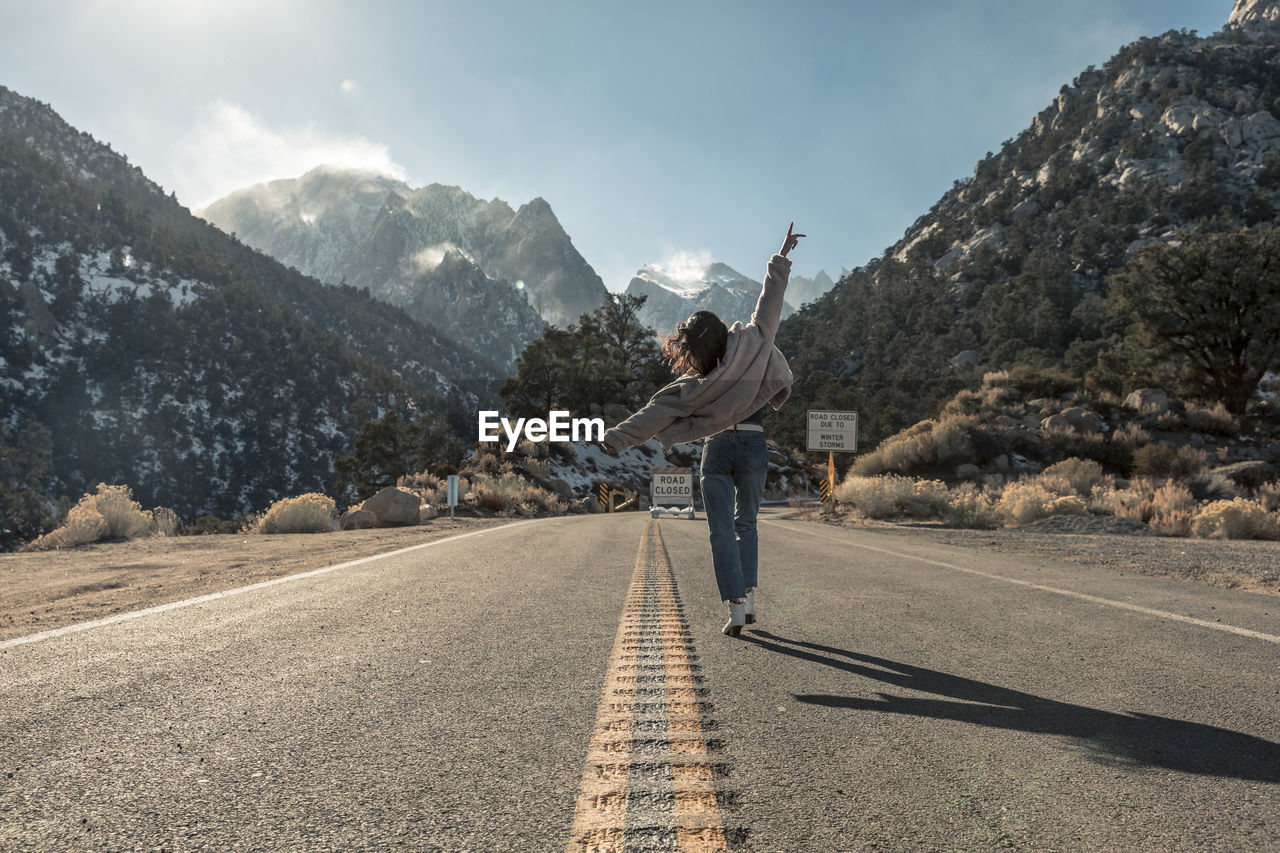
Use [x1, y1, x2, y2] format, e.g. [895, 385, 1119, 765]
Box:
[1228, 0, 1280, 27]
[508, 196, 562, 235]
[202, 168, 608, 331]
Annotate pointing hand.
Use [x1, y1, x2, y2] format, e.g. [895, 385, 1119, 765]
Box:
[780, 222, 806, 257]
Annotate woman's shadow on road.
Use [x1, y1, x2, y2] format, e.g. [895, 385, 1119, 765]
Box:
[742, 630, 1280, 784]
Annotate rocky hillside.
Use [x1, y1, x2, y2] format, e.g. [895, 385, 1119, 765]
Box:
[624, 260, 797, 338]
[774, 2, 1280, 453]
[0, 85, 495, 523]
[201, 168, 610, 358]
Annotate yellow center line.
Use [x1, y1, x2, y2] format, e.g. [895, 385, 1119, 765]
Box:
[566, 520, 740, 852]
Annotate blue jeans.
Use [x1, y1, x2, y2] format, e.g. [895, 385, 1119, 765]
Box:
[700, 430, 769, 602]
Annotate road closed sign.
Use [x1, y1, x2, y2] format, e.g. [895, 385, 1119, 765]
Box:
[807, 410, 858, 453]
[651, 467, 693, 506]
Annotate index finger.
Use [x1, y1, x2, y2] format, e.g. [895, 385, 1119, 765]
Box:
[787, 221, 794, 236]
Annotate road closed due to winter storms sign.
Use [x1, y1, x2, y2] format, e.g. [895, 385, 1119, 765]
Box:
[807, 410, 858, 453]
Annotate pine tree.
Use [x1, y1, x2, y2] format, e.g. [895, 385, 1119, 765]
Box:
[1107, 224, 1280, 413]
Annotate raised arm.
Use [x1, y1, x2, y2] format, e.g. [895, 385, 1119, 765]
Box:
[748, 222, 805, 340]
[598, 378, 692, 454]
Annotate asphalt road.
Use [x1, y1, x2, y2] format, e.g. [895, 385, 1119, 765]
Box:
[1, 509, 1277, 852]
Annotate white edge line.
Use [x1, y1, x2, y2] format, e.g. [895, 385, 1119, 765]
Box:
[764, 520, 1280, 645]
[1, 519, 540, 651]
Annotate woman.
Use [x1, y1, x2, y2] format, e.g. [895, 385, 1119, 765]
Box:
[600, 223, 804, 637]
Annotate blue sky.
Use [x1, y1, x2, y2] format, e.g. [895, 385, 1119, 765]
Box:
[1, 1, 1229, 291]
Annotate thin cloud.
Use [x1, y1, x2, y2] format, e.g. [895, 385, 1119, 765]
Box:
[656, 249, 713, 283]
[340, 79, 357, 93]
[178, 99, 405, 208]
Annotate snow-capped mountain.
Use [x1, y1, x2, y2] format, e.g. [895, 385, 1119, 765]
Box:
[201, 168, 610, 359]
[0, 85, 495, 521]
[624, 260, 796, 338]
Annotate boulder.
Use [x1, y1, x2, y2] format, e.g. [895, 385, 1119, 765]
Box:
[1040, 414, 1073, 432]
[548, 478, 573, 500]
[1230, 0, 1280, 27]
[956, 463, 982, 480]
[1128, 102, 1157, 122]
[1242, 110, 1280, 145]
[1009, 197, 1041, 221]
[361, 487, 421, 527]
[1060, 407, 1104, 434]
[1123, 388, 1169, 414]
[339, 509, 376, 530]
[1222, 117, 1245, 149]
[420, 503, 439, 521]
[1209, 461, 1279, 490]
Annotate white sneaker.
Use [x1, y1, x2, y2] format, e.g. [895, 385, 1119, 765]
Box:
[744, 588, 757, 625]
[722, 600, 746, 637]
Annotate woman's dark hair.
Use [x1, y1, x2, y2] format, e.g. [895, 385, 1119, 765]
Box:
[662, 311, 728, 376]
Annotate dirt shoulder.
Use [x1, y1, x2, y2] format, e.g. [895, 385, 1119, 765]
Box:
[785, 507, 1280, 597]
[0, 518, 508, 641]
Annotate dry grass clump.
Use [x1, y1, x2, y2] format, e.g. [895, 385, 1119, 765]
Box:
[25, 483, 166, 550]
[1111, 422, 1152, 454]
[942, 379, 1021, 421]
[943, 484, 1001, 529]
[1041, 458, 1108, 497]
[520, 456, 554, 481]
[996, 481, 1087, 526]
[1189, 499, 1280, 540]
[149, 506, 181, 537]
[830, 470, 1279, 540]
[1091, 478, 1158, 522]
[1090, 477, 1194, 527]
[1256, 481, 1280, 512]
[1147, 481, 1198, 536]
[1132, 444, 1207, 479]
[1183, 401, 1237, 435]
[1040, 427, 1113, 466]
[252, 493, 336, 534]
[93, 484, 155, 539]
[465, 471, 565, 517]
[399, 470, 448, 507]
[403, 459, 566, 517]
[835, 475, 950, 519]
[849, 416, 978, 477]
[26, 502, 108, 550]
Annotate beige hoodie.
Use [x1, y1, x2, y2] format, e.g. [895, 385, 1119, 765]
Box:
[602, 254, 794, 452]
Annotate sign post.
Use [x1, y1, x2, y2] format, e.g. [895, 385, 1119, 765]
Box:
[447, 474, 459, 519]
[807, 410, 858, 505]
[650, 467, 694, 520]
